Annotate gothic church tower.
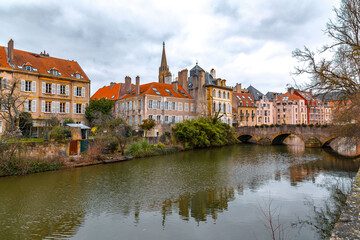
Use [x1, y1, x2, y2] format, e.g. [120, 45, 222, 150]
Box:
[159, 42, 172, 84]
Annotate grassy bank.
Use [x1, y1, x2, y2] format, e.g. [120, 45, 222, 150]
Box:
[126, 139, 181, 158]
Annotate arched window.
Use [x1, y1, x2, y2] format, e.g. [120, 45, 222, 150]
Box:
[223, 103, 226, 113]
[223, 92, 225, 98]
[218, 91, 221, 98]
[227, 92, 230, 99]
[213, 89, 215, 97]
[213, 102, 216, 112]
[218, 102, 221, 112]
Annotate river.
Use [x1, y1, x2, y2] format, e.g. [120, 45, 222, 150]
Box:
[0, 144, 359, 240]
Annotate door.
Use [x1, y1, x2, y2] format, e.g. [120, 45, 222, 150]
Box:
[69, 140, 78, 156]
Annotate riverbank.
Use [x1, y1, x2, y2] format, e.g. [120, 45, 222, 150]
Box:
[331, 169, 360, 239]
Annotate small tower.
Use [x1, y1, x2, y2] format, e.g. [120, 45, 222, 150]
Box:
[159, 42, 172, 84]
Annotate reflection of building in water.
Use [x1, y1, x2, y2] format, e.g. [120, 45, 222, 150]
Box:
[158, 187, 235, 225]
[288, 165, 319, 186]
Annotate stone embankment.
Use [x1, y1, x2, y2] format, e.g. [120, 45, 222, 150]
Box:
[331, 169, 360, 239]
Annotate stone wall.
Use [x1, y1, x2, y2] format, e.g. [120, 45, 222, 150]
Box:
[331, 169, 360, 239]
[18, 141, 68, 159]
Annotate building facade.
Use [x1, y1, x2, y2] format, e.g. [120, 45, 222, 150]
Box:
[0, 39, 90, 135]
[116, 78, 196, 136]
[275, 88, 307, 124]
[232, 92, 257, 126]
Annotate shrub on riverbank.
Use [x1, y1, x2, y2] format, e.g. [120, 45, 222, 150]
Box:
[172, 117, 238, 149]
[0, 156, 65, 176]
[126, 139, 180, 157]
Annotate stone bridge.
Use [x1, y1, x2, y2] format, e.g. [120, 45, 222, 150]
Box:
[235, 125, 336, 147]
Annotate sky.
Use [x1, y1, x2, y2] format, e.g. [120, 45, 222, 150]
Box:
[0, 0, 340, 95]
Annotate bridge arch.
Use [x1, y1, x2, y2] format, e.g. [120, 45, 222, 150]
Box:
[322, 136, 337, 147]
[271, 132, 305, 145]
[237, 134, 259, 143]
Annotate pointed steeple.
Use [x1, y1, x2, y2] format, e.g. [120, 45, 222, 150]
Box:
[159, 42, 171, 83]
[161, 42, 167, 68]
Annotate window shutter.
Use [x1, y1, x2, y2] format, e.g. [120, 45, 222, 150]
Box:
[148, 100, 150, 109]
[32, 100, 36, 112]
[160, 101, 163, 109]
[52, 102, 55, 113]
[41, 101, 45, 113]
[21, 80, 25, 91]
[57, 84, 60, 95]
[42, 82, 45, 94]
[82, 104, 85, 114]
[24, 100, 29, 112]
[74, 86, 76, 96]
[66, 85, 69, 96]
[175, 102, 178, 111]
[56, 102, 60, 113]
[3, 78, 7, 89]
[32, 81, 36, 93]
[52, 83, 55, 94]
[73, 103, 76, 114]
[66, 102, 69, 113]
[82, 87, 85, 98]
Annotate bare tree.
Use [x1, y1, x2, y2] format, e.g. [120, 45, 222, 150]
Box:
[293, 0, 360, 97]
[293, 0, 360, 136]
[0, 76, 27, 137]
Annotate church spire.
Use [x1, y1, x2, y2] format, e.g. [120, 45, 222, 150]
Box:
[159, 42, 171, 83]
[161, 42, 167, 68]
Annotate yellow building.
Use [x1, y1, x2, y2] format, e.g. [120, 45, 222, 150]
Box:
[0, 39, 90, 136]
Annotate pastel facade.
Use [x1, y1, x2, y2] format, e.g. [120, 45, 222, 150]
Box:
[232, 92, 257, 126]
[116, 78, 196, 137]
[275, 88, 307, 124]
[0, 40, 90, 134]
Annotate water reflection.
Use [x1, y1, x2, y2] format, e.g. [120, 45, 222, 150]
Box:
[0, 145, 359, 240]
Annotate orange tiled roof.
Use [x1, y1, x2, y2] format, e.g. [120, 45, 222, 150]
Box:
[91, 83, 135, 100]
[121, 82, 193, 99]
[233, 92, 255, 106]
[0, 46, 89, 81]
[278, 91, 304, 101]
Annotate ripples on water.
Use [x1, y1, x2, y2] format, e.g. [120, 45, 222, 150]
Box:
[0, 144, 358, 240]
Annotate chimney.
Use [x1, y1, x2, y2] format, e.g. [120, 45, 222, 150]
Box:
[172, 81, 179, 92]
[8, 39, 14, 66]
[125, 76, 131, 93]
[233, 83, 242, 93]
[273, 93, 278, 102]
[136, 75, 140, 96]
[110, 82, 116, 89]
[288, 87, 294, 95]
[210, 68, 216, 79]
[178, 69, 188, 92]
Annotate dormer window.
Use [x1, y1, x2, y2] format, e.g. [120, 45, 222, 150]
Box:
[25, 65, 32, 71]
[75, 73, 81, 79]
[48, 68, 60, 76]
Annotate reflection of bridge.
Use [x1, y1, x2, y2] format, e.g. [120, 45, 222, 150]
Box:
[235, 125, 336, 147]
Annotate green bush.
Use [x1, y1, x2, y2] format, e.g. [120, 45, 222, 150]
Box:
[49, 126, 71, 141]
[172, 117, 237, 149]
[157, 142, 165, 148]
[270, 124, 274, 127]
[308, 123, 314, 127]
[302, 123, 307, 127]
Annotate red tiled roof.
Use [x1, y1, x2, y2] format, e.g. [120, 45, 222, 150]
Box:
[233, 92, 255, 106]
[0, 46, 89, 81]
[278, 91, 304, 101]
[91, 83, 135, 100]
[121, 82, 193, 99]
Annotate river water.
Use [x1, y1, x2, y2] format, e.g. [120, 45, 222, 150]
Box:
[0, 144, 359, 240]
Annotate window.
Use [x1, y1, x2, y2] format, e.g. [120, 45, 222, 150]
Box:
[148, 115, 153, 119]
[156, 101, 161, 109]
[172, 102, 176, 110]
[218, 91, 221, 98]
[178, 102, 183, 111]
[165, 101, 169, 110]
[24, 100, 34, 112]
[0, 77, 7, 90]
[25, 65, 33, 71]
[148, 100, 153, 109]
[76, 87, 82, 96]
[60, 102, 66, 113]
[165, 89, 173, 96]
[45, 101, 51, 113]
[172, 116, 175, 123]
[227, 92, 230, 99]
[76, 103, 82, 114]
[25, 81, 32, 92]
[156, 115, 161, 123]
[152, 88, 161, 95]
[223, 92, 225, 98]
[59, 85, 66, 95]
[213, 90, 215, 97]
[191, 103, 194, 112]
[185, 103, 189, 111]
[45, 83, 52, 94]
[75, 73, 82, 79]
[165, 116, 169, 123]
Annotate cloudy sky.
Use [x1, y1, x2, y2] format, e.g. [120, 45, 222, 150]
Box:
[0, 0, 339, 95]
